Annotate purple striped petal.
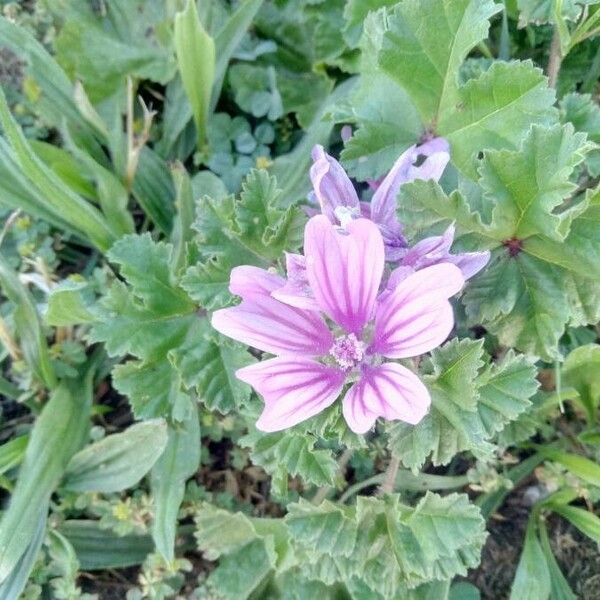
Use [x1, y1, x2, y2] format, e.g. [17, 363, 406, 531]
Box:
[371, 263, 464, 359]
[229, 266, 284, 299]
[342, 363, 431, 433]
[212, 295, 333, 357]
[271, 253, 319, 311]
[304, 215, 384, 335]
[400, 225, 490, 280]
[310, 145, 360, 224]
[237, 357, 345, 432]
[445, 251, 491, 280]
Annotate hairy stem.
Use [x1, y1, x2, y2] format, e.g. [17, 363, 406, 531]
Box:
[378, 455, 401, 496]
[547, 27, 563, 89]
[340, 469, 470, 503]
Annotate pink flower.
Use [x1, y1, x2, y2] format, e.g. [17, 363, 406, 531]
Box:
[211, 216, 464, 434]
[310, 138, 450, 259]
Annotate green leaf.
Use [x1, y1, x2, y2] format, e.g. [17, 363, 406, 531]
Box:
[151, 404, 201, 562]
[62, 419, 168, 493]
[211, 0, 265, 112]
[517, 0, 590, 25]
[59, 520, 154, 570]
[379, 0, 501, 124]
[0, 512, 46, 600]
[0, 377, 92, 582]
[476, 351, 539, 438]
[562, 343, 600, 422]
[111, 357, 190, 420]
[106, 233, 194, 315]
[0, 86, 117, 251]
[52, 1, 176, 102]
[45, 279, 95, 327]
[174, 0, 216, 147]
[388, 339, 489, 470]
[208, 538, 274, 600]
[170, 164, 196, 276]
[549, 504, 600, 544]
[480, 124, 589, 241]
[509, 521, 551, 600]
[328, 493, 486, 595]
[541, 448, 600, 488]
[352, 1, 558, 177]
[0, 16, 101, 154]
[0, 436, 28, 476]
[439, 61, 558, 177]
[182, 169, 304, 308]
[539, 522, 577, 600]
[133, 147, 176, 234]
[0, 258, 56, 389]
[170, 319, 255, 413]
[241, 431, 338, 488]
[389, 339, 538, 469]
[285, 499, 358, 557]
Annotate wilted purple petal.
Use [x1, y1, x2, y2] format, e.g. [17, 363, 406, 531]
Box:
[444, 251, 491, 280]
[401, 225, 455, 269]
[304, 216, 384, 335]
[271, 253, 319, 310]
[371, 264, 464, 359]
[237, 357, 345, 432]
[399, 224, 490, 280]
[310, 145, 360, 223]
[212, 296, 333, 357]
[342, 363, 431, 433]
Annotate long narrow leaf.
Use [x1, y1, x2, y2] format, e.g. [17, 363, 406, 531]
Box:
[0, 258, 56, 389]
[0, 376, 92, 582]
[174, 0, 215, 148]
[0, 87, 117, 251]
[151, 402, 200, 561]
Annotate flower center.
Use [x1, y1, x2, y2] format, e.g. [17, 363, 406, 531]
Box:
[330, 333, 365, 370]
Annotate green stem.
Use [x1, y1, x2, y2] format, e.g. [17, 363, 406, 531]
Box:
[340, 469, 470, 503]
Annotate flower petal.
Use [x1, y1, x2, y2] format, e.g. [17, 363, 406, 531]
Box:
[229, 265, 284, 300]
[401, 225, 455, 269]
[371, 263, 464, 358]
[445, 250, 491, 280]
[304, 215, 384, 335]
[310, 145, 360, 223]
[271, 253, 320, 310]
[370, 138, 450, 260]
[212, 295, 333, 356]
[343, 363, 430, 433]
[237, 357, 345, 432]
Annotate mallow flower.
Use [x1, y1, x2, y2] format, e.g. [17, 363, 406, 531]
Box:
[212, 215, 464, 434]
[309, 138, 490, 275]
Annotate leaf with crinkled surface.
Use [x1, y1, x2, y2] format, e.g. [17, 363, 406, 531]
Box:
[183, 170, 304, 308]
[344, 0, 557, 179]
[388, 339, 489, 470]
[476, 351, 539, 437]
[337, 493, 486, 594]
[285, 499, 357, 557]
[517, 0, 596, 26]
[379, 0, 501, 124]
[388, 339, 538, 469]
[112, 358, 189, 420]
[169, 319, 255, 413]
[480, 124, 589, 241]
[240, 430, 338, 487]
[89, 280, 194, 362]
[439, 61, 557, 177]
